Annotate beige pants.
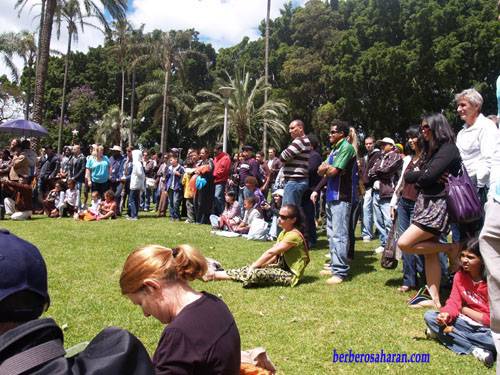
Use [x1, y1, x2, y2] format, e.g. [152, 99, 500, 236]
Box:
[479, 198, 500, 370]
[4, 198, 31, 220]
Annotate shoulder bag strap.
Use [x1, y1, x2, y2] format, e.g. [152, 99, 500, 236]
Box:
[0, 339, 66, 375]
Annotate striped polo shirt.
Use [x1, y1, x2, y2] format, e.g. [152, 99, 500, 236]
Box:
[280, 135, 311, 180]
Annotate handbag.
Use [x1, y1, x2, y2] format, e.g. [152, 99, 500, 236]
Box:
[381, 214, 399, 269]
[446, 163, 482, 223]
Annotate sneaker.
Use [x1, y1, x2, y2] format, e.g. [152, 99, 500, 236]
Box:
[374, 246, 385, 254]
[126, 217, 138, 221]
[326, 275, 343, 285]
[319, 269, 332, 277]
[425, 328, 437, 340]
[363, 236, 371, 242]
[471, 347, 494, 367]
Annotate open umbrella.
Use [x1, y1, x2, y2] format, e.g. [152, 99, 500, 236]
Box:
[0, 119, 49, 138]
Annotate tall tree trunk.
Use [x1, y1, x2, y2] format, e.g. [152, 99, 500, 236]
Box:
[33, 0, 56, 126]
[35, 0, 46, 71]
[263, 0, 271, 153]
[119, 66, 125, 149]
[161, 64, 170, 154]
[57, 31, 72, 154]
[129, 68, 135, 147]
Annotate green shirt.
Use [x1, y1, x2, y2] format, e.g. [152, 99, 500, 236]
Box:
[278, 229, 309, 287]
[331, 138, 356, 169]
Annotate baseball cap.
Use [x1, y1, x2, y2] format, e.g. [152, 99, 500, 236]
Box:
[272, 189, 284, 197]
[0, 229, 50, 320]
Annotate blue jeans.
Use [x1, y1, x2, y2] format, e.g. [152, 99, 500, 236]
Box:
[128, 189, 140, 218]
[326, 200, 352, 279]
[168, 189, 182, 219]
[397, 198, 424, 287]
[362, 188, 374, 239]
[424, 311, 495, 354]
[214, 182, 226, 216]
[283, 179, 308, 207]
[373, 191, 391, 246]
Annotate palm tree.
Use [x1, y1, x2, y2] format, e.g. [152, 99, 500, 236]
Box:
[143, 30, 202, 153]
[0, 31, 37, 119]
[107, 18, 132, 148]
[127, 24, 145, 147]
[54, 0, 106, 153]
[94, 105, 130, 146]
[17, 0, 126, 126]
[189, 70, 288, 149]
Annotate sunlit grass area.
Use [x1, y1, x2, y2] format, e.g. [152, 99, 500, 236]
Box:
[1, 214, 493, 374]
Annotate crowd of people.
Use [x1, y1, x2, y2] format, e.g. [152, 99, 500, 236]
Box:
[1, 87, 500, 371]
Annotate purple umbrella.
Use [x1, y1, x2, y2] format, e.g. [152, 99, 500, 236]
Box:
[0, 119, 49, 137]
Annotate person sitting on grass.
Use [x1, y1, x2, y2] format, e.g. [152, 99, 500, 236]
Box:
[60, 179, 78, 217]
[1, 175, 32, 220]
[75, 191, 101, 221]
[120, 244, 241, 374]
[234, 196, 262, 234]
[42, 181, 65, 218]
[97, 189, 118, 220]
[209, 191, 241, 231]
[244, 176, 265, 208]
[424, 238, 496, 367]
[205, 204, 310, 287]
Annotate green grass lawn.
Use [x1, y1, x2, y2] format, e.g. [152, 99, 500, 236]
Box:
[1, 214, 494, 374]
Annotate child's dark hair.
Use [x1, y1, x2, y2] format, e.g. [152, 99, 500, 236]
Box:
[462, 237, 485, 278]
[104, 189, 115, 199]
[225, 191, 236, 200]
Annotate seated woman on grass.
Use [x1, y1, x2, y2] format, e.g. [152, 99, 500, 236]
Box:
[209, 191, 241, 231]
[120, 244, 241, 374]
[424, 238, 495, 367]
[205, 204, 310, 287]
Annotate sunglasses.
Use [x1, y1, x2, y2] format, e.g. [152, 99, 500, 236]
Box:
[330, 130, 341, 135]
[279, 214, 293, 220]
[420, 124, 430, 132]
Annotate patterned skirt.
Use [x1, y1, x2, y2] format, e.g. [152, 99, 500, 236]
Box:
[412, 194, 449, 235]
[226, 260, 293, 288]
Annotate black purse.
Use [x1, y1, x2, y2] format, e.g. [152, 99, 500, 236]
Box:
[381, 213, 399, 269]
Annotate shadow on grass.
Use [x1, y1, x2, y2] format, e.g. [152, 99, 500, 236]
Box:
[384, 277, 404, 288]
[347, 250, 377, 280]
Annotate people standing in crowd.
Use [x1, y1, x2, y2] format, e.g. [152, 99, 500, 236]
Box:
[120, 244, 241, 374]
[302, 134, 322, 248]
[183, 150, 199, 223]
[8, 141, 30, 182]
[212, 144, 231, 216]
[194, 147, 215, 224]
[266, 147, 283, 195]
[121, 147, 133, 215]
[346, 127, 361, 260]
[20, 139, 37, 178]
[165, 155, 184, 221]
[398, 113, 462, 308]
[142, 150, 157, 211]
[1, 175, 32, 220]
[280, 119, 311, 207]
[58, 146, 72, 180]
[312, 120, 356, 285]
[368, 137, 402, 254]
[127, 149, 145, 221]
[0, 149, 11, 177]
[479, 130, 500, 369]
[244, 176, 265, 208]
[455, 88, 498, 204]
[206, 204, 309, 288]
[68, 145, 86, 209]
[109, 145, 125, 215]
[85, 145, 111, 197]
[424, 238, 495, 367]
[38, 145, 60, 196]
[360, 136, 380, 242]
[255, 151, 270, 194]
[156, 152, 170, 217]
[390, 125, 425, 292]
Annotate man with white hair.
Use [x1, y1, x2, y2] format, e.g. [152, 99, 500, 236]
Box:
[455, 88, 498, 199]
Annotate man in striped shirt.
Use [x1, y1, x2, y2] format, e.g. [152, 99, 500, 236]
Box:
[280, 120, 311, 207]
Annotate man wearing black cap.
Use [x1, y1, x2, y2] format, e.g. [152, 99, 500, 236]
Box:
[0, 230, 153, 374]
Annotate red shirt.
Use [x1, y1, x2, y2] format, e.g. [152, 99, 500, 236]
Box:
[441, 271, 490, 326]
[213, 152, 231, 184]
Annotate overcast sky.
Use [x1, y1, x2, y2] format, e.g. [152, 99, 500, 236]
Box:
[0, 0, 307, 79]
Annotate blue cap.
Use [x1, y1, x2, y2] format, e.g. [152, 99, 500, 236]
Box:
[0, 229, 50, 307]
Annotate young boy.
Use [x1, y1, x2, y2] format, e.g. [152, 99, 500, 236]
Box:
[165, 156, 185, 220]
